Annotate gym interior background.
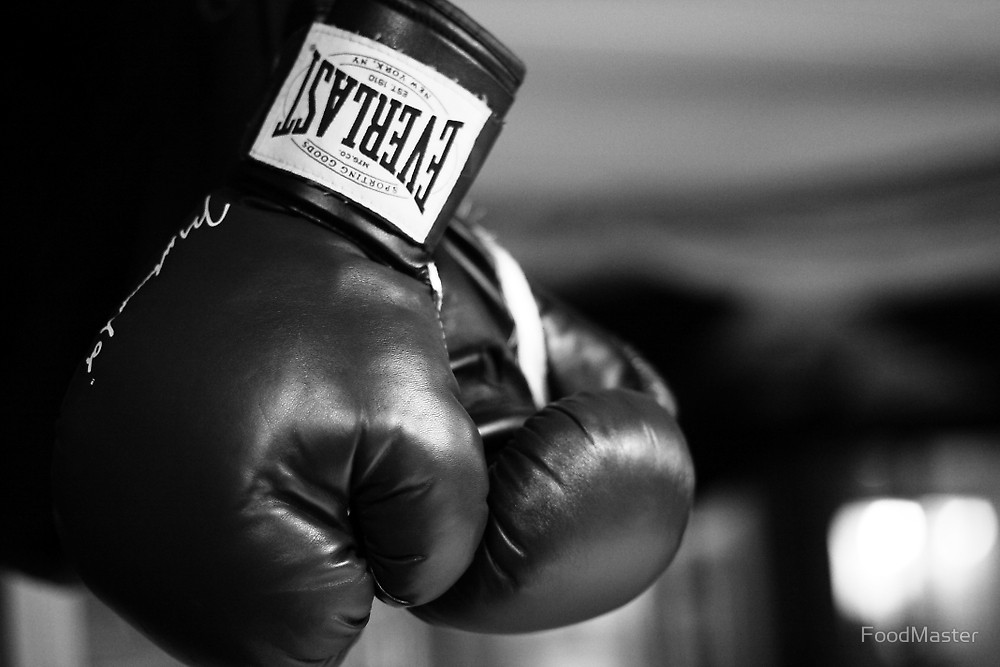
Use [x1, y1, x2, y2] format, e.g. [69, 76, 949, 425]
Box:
[4, 1, 999, 665]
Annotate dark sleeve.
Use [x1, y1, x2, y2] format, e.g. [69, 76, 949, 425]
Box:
[5, 0, 310, 581]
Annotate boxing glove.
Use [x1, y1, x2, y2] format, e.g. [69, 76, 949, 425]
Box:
[54, 1, 524, 665]
[410, 217, 694, 632]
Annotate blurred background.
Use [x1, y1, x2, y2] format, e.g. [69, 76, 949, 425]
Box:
[5, 0, 999, 665]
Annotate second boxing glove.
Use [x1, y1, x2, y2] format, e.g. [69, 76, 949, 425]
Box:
[410, 217, 695, 632]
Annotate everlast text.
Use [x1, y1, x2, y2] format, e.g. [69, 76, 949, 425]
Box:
[272, 50, 464, 213]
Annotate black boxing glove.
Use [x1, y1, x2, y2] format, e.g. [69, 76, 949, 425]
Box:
[409, 217, 694, 632]
[53, 2, 524, 665]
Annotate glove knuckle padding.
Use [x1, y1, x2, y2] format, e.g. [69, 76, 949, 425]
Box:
[350, 398, 487, 605]
[54, 199, 487, 666]
[412, 389, 694, 632]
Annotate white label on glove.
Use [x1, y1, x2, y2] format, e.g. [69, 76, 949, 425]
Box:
[250, 23, 492, 244]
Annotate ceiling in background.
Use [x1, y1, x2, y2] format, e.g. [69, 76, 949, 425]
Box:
[457, 0, 1000, 201]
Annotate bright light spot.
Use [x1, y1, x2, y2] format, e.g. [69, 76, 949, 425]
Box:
[827, 498, 926, 623]
[856, 499, 927, 570]
[926, 496, 998, 571]
[828, 495, 999, 625]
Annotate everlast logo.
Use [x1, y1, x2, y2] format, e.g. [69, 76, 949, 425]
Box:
[250, 24, 491, 244]
[271, 49, 465, 213]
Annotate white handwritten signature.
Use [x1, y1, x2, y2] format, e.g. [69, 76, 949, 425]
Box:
[85, 195, 231, 380]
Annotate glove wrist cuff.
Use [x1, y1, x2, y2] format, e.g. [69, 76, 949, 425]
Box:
[234, 167, 434, 276]
[240, 0, 523, 260]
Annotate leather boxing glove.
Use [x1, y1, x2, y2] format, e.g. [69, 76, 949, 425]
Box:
[410, 217, 695, 632]
[53, 1, 524, 665]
